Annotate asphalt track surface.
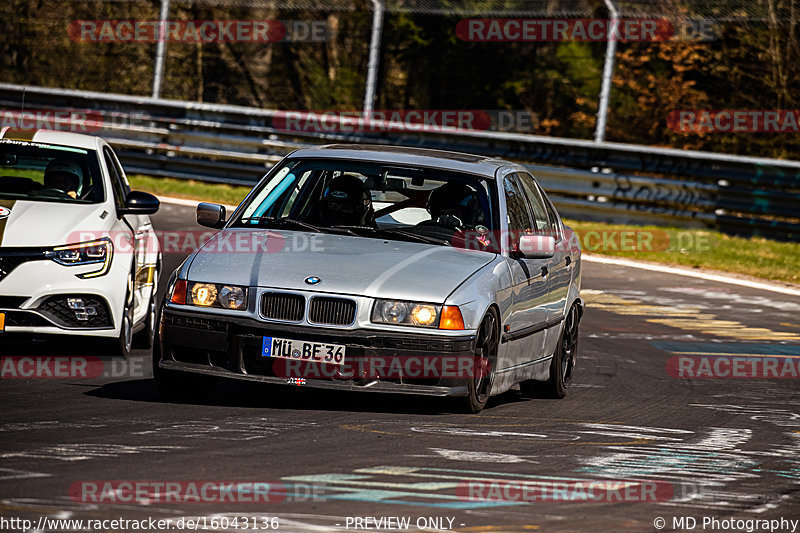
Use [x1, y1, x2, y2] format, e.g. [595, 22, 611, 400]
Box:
[1, 202, 799, 533]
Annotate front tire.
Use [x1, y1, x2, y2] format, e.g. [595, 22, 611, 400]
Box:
[462, 308, 499, 413]
[115, 271, 135, 357]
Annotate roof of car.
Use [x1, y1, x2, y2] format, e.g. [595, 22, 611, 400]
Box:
[288, 144, 516, 177]
[0, 128, 101, 150]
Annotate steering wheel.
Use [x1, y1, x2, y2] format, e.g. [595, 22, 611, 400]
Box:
[79, 185, 95, 201]
[31, 187, 72, 199]
[435, 214, 465, 231]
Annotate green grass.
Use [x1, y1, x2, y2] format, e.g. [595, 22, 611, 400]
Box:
[128, 174, 252, 206]
[125, 174, 800, 285]
[564, 219, 800, 285]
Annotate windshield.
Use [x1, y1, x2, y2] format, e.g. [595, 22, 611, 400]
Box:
[0, 140, 104, 204]
[233, 158, 500, 250]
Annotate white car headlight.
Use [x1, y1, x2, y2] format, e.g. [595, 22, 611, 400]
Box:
[51, 238, 113, 278]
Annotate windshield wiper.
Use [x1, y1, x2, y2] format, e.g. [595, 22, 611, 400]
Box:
[240, 216, 322, 233]
[330, 225, 451, 246]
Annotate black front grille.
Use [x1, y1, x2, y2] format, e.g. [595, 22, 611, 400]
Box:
[0, 248, 49, 281]
[309, 297, 356, 325]
[0, 296, 29, 308]
[37, 295, 112, 329]
[261, 292, 305, 322]
[163, 313, 228, 332]
[4, 310, 51, 327]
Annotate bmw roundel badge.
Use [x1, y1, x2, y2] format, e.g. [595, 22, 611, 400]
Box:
[305, 276, 321, 285]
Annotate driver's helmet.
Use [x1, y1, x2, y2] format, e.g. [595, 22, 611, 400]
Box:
[44, 158, 83, 197]
[318, 174, 373, 226]
[427, 182, 483, 227]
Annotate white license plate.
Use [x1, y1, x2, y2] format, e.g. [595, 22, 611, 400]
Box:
[261, 336, 346, 365]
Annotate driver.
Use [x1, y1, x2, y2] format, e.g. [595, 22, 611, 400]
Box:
[423, 182, 484, 229]
[43, 158, 83, 199]
[318, 174, 375, 227]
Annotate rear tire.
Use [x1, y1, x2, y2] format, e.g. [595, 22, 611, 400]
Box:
[520, 304, 579, 399]
[133, 259, 160, 350]
[462, 308, 499, 413]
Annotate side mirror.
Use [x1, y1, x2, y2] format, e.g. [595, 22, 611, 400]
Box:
[197, 202, 226, 229]
[518, 235, 555, 258]
[120, 190, 159, 215]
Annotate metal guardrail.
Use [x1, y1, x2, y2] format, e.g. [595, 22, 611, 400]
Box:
[1, 83, 799, 240]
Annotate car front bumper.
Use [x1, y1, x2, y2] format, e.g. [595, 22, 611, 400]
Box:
[0, 254, 126, 338]
[158, 307, 478, 397]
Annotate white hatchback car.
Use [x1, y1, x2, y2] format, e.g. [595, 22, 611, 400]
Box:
[0, 129, 161, 355]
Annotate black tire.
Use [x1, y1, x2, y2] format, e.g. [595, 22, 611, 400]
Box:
[151, 311, 217, 403]
[133, 258, 160, 350]
[462, 308, 500, 413]
[521, 304, 579, 399]
[115, 270, 135, 357]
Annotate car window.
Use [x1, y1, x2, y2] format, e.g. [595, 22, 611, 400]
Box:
[515, 172, 551, 236]
[103, 147, 126, 208]
[234, 158, 499, 249]
[107, 147, 132, 195]
[538, 183, 563, 241]
[503, 175, 533, 251]
[0, 140, 104, 204]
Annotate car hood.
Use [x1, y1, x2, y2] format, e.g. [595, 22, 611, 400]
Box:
[0, 199, 112, 247]
[186, 228, 496, 302]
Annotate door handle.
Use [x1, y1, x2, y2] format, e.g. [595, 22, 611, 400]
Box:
[541, 265, 549, 277]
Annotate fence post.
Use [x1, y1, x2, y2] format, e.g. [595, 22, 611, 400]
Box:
[151, 0, 171, 99]
[363, 0, 384, 115]
[594, 0, 618, 143]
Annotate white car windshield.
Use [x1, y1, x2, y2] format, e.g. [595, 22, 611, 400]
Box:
[0, 140, 104, 204]
[234, 158, 500, 250]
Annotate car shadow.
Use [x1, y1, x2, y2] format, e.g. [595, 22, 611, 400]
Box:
[83, 376, 527, 415]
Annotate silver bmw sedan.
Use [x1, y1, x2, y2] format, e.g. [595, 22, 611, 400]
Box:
[154, 144, 583, 412]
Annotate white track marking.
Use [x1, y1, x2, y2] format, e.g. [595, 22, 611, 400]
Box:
[0, 444, 183, 461]
[0, 468, 50, 481]
[413, 448, 537, 464]
[583, 254, 800, 296]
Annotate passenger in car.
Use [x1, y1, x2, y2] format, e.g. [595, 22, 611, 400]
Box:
[421, 182, 485, 230]
[318, 174, 376, 227]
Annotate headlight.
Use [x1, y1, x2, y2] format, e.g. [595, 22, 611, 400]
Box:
[186, 281, 248, 310]
[372, 300, 442, 328]
[51, 238, 113, 278]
